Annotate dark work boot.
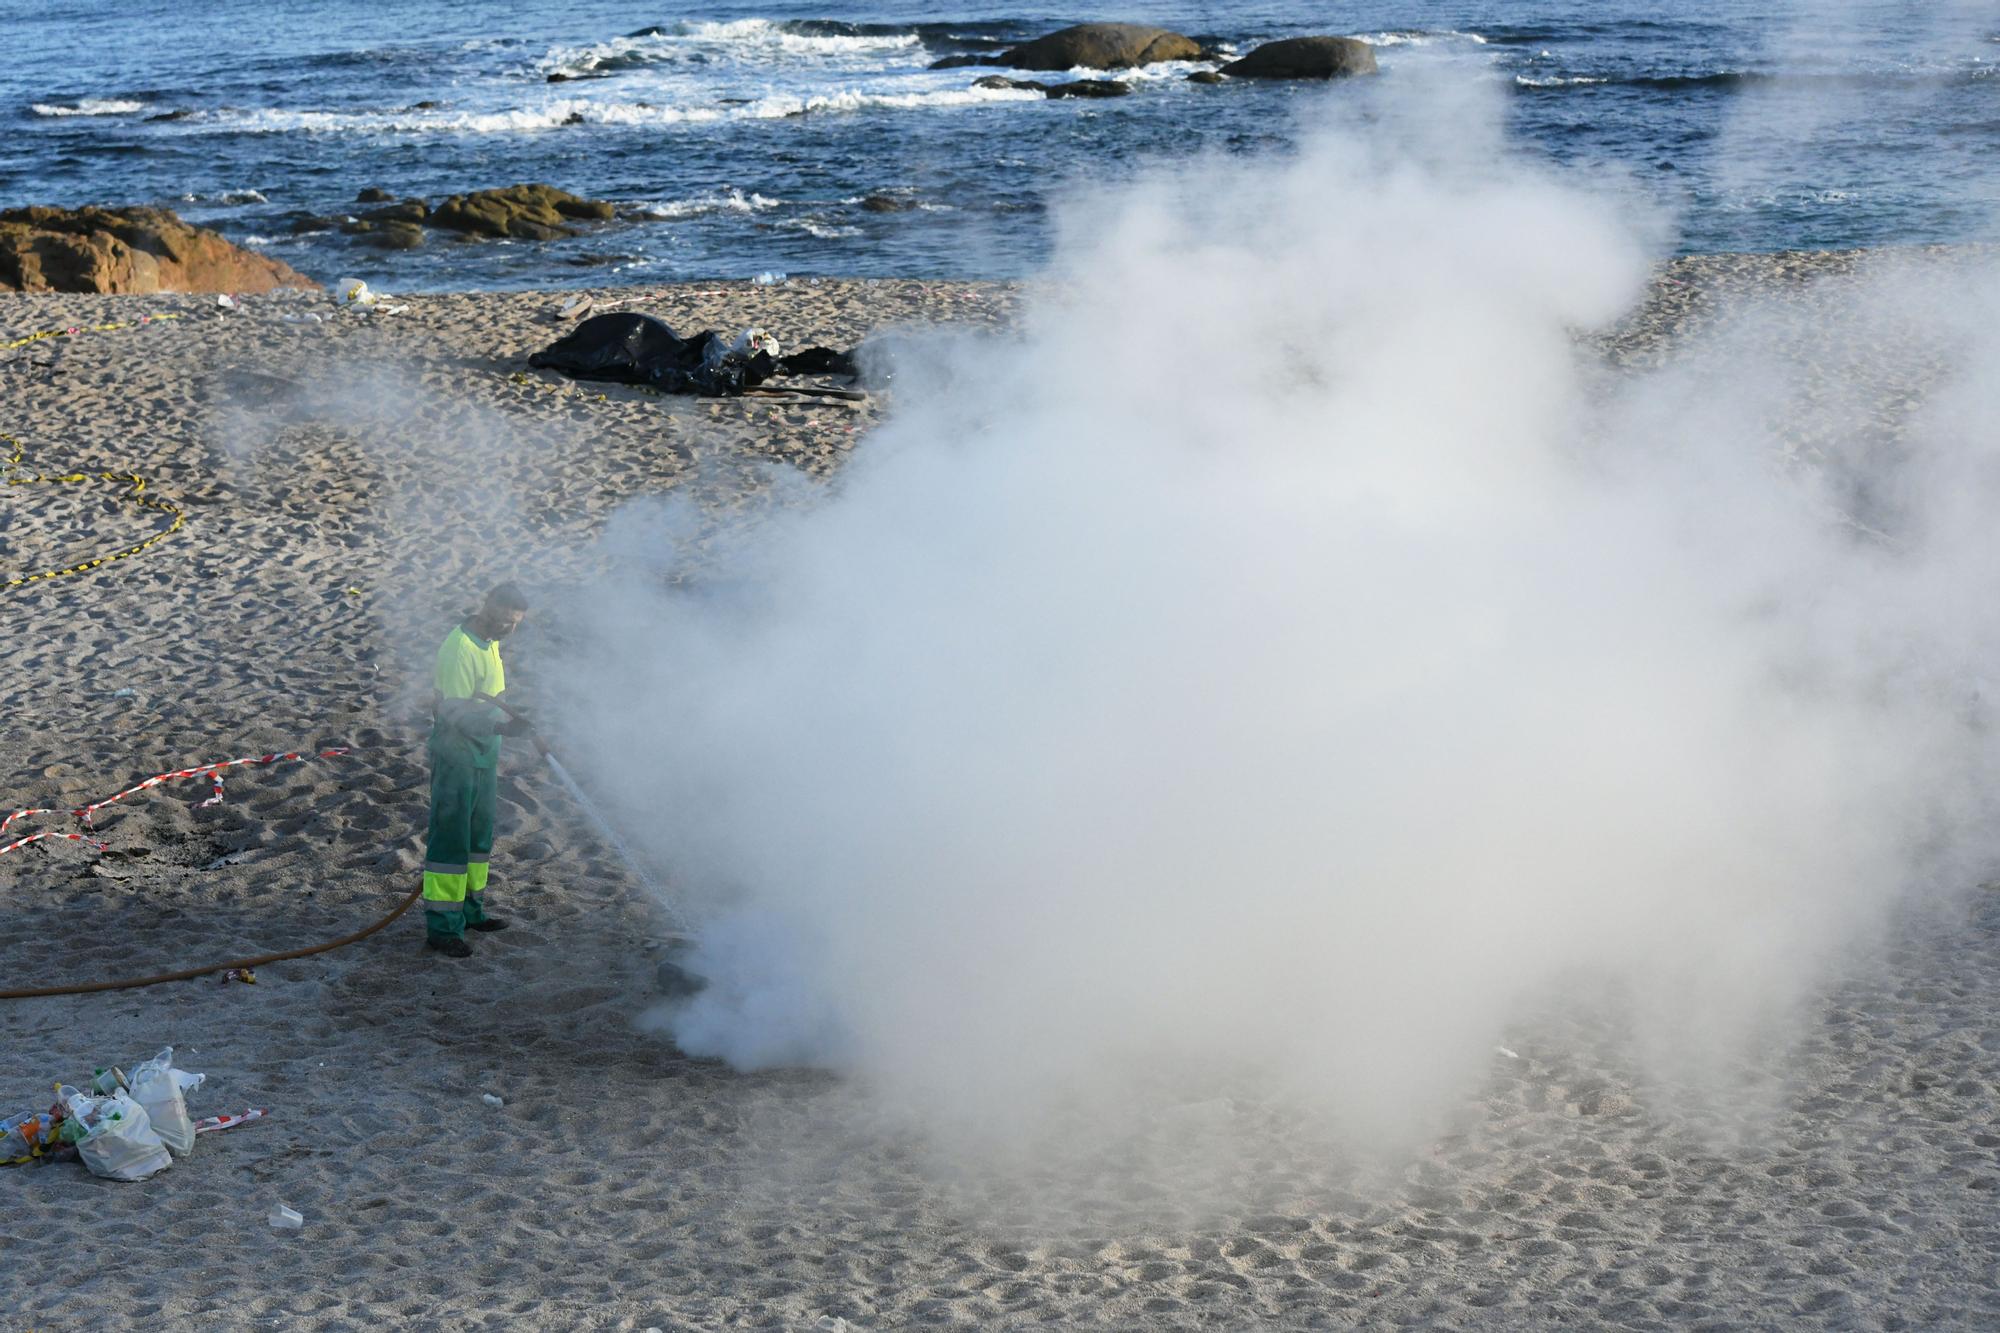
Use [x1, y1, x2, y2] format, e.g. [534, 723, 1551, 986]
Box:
[427, 935, 474, 958]
[468, 917, 510, 933]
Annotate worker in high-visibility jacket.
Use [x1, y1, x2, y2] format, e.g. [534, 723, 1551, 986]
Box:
[423, 582, 537, 957]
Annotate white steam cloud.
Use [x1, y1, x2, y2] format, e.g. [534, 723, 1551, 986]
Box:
[550, 76, 2000, 1168]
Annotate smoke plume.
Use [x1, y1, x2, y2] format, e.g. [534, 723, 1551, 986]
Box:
[550, 73, 2000, 1171]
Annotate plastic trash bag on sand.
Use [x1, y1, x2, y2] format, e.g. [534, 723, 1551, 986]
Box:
[127, 1047, 198, 1156]
[334, 277, 378, 307]
[69, 1089, 173, 1182]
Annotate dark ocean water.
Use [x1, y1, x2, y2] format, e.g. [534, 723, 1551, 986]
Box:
[2, 1, 1995, 289]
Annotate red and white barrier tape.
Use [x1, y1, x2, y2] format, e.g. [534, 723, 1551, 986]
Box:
[193, 1108, 266, 1134]
[0, 749, 349, 857]
[0, 830, 108, 857]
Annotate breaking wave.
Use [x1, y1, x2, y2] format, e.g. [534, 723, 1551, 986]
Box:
[1514, 74, 1611, 88]
[627, 189, 782, 220]
[180, 187, 269, 204]
[30, 98, 146, 117]
[1515, 65, 1999, 94]
[775, 216, 862, 239]
[194, 84, 1040, 135]
[1357, 30, 1491, 47]
[538, 17, 925, 80]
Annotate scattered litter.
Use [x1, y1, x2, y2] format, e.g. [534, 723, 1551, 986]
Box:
[217, 294, 239, 311]
[268, 1203, 304, 1230]
[732, 327, 781, 360]
[333, 277, 378, 307]
[2, 312, 182, 353]
[344, 586, 362, 597]
[752, 271, 787, 285]
[220, 967, 257, 984]
[815, 1317, 852, 1332]
[481, 1093, 504, 1108]
[5, 1051, 263, 1178]
[111, 687, 136, 699]
[278, 313, 325, 324]
[206, 852, 250, 869]
[1495, 1046, 1520, 1060]
[0, 1111, 61, 1164]
[194, 1108, 266, 1135]
[331, 278, 407, 316]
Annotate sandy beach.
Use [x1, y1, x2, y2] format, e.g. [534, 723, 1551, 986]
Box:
[4, 258, 1999, 1331]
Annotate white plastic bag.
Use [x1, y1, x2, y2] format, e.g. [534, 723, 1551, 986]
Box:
[128, 1047, 197, 1156]
[334, 277, 377, 307]
[75, 1090, 173, 1182]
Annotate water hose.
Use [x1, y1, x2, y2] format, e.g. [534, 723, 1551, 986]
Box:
[474, 696, 703, 992]
[0, 883, 422, 1000]
[541, 751, 688, 931]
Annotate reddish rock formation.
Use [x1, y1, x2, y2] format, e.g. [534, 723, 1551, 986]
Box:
[0, 205, 319, 294]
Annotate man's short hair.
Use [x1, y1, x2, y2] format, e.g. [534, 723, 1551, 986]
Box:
[484, 582, 529, 614]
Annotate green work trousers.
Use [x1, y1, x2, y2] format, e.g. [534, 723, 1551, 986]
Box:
[423, 740, 497, 942]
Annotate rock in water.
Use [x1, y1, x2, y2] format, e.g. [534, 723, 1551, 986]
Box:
[1044, 79, 1131, 99]
[927, 53, 1005, 70]
[428, 184, 618, 240]
[0, 206, 319, 294]
[364, 221, 425, 250]
[360, 200, 428, 225]
[973, 75, 1133, 99]
[1221, 36, 1379, 79]
[1003, 23, 1201, 71]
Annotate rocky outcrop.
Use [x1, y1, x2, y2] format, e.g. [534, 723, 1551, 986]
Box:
[928, 53, 1005, 71]
[974, 75, 1133, 99]
[0, 206, 319, 294]
[300, 184, 621, 254]
[1003, 23, 1201, 71]
[1221, 36, 1378, 80]
[428, 184, 617, 241]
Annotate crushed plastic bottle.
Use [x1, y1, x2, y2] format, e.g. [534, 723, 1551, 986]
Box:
[481, 1094, 504, 1108]
[268, 1203, 304, 1229]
